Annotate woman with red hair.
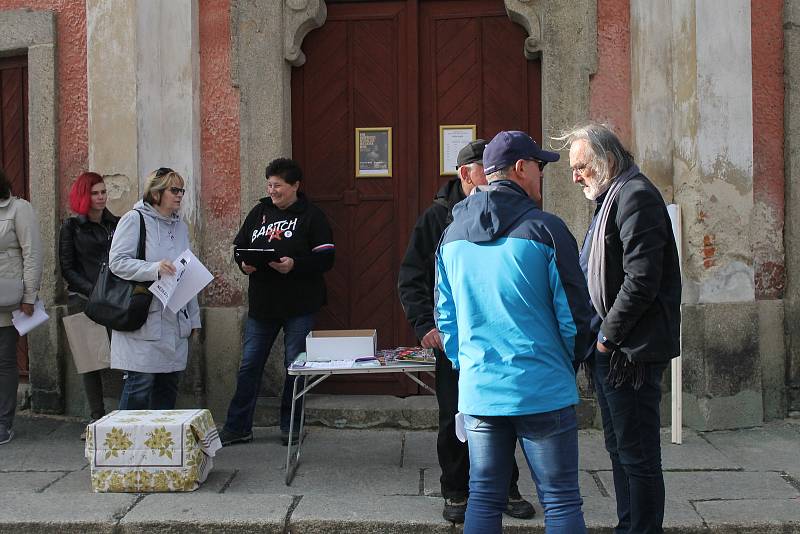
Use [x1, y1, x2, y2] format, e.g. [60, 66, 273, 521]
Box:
[59, 172, 120, 437]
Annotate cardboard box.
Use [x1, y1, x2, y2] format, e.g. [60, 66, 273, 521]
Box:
[306, 329, 377, 361]
[85, 409, 222, 492]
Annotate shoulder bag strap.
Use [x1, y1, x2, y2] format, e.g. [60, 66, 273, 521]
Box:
[135, 210, 147, 261]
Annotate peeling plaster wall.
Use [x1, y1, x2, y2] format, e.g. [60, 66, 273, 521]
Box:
[751, 0, 785, 300]
[675, 0, 755, 305]
[591, 0, 631, 147]
[86, 0, 139, 215]
[199, 0, 243, 307]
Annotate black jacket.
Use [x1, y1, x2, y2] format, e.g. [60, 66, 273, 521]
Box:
[58, 209, 119, 297]
[398, 179, 465, 340]
[234, 193, 335, 320]
[582, 172, 681, 362]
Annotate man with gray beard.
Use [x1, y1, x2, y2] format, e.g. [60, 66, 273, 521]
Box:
[559, 123, 681, 534]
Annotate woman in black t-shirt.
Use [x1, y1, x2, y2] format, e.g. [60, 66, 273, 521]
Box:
[220, 158, 335, 447]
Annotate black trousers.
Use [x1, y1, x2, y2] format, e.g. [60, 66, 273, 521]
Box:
[0, 325, 18, 429]
[435, 348, 522, 500]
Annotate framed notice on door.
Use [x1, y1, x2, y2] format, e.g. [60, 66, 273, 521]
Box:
[356, 127, 392, 177]
[440, 125, 476, 175]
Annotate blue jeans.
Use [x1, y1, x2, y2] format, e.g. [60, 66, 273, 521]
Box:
[224, 314, 314, 434]
[118, 371, 180, 410]
[463, 407, 586, 534]
[593, 348, 668, 534]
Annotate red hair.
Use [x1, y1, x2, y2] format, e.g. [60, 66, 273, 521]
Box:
[69, 172, 104, 215]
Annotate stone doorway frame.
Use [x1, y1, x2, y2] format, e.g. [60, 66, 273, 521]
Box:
[0, 10, 60, 413]
[232, 0, 598, 237]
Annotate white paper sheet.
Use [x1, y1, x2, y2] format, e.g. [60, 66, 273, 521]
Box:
[149, 249, 214, 313]
[11, 299, 49, 336]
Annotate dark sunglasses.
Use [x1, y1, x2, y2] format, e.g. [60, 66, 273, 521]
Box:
[168, 186, 186, 195]
[155, 167, 174, 178]
[532, 159, 546, 172]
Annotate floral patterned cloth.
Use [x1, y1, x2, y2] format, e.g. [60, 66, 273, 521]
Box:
[85, 409, 221, 492]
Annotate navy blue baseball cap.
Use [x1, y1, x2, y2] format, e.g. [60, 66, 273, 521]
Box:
[483, 131, 560, 175]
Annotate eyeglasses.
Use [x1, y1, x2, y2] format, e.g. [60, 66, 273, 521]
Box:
[168, 186, 186, 195]
[532, 159, 546, 172]
[571, 163, 589, 174]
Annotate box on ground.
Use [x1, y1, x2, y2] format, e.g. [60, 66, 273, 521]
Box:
[306, 329, 377, 361]
[85, 409, 222, 492]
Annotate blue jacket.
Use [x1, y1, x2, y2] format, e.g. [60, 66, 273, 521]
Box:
[435, 180, 593, 416]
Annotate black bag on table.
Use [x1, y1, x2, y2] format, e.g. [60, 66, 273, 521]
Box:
[85, 210, 153, 331]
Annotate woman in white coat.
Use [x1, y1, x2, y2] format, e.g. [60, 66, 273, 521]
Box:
[109, 168, 201, 410]
[0, 168, 42, 444]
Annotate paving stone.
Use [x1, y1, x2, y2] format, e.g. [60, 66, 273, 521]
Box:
[0, 471, 69, 493]
[290, 495, 452, 534]
[702, 422, 800, 474]
[598, 470, 799, 501]
[0, 419, 88, 471]
[578, 429, 613, 471]
[43, 467, 94, 493]
[297, 427, 405, 467]
[401, 430, 438, 469]
[0, 492, 136, 533]
[661, 428, 739, 470]
[227, 463, 421, 496]
[119, 493, 291, 533]
[695, 498, 800, 527]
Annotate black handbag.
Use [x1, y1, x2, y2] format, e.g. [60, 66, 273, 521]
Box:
[85, 210, 154, 331]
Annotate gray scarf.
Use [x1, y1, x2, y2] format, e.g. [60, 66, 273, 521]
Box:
[586, 164, 645, 389]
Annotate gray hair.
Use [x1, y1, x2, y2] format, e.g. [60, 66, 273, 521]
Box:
[486, 167, 512, 182]
[553, 123, 634, 183]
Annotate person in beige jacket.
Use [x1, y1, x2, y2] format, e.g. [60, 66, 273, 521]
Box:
[0, 168, 43, 445]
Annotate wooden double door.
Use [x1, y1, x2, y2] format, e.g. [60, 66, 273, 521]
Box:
[291, 0, 541, 394]
[0, 56, 29, 379]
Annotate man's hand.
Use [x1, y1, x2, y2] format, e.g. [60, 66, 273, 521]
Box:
[191, 328, 202, 342]
[20, 303, 34, 316]
[241, 262, 257, 275]
[268, 257, 295, 274]
[421, 327, 444, 351]
[596, 340, 613, 353]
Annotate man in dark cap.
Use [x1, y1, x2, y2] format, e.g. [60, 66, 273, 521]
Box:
[435, 130, 593, 532]
[398, 140, 535, 524]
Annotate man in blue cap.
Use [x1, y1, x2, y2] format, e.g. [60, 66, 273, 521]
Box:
[399, 139, 535, 523]
[435, 131, 593, 533]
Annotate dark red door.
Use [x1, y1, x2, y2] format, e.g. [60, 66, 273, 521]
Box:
[292, 0, 541, 395]
[0, 55, 30, 379]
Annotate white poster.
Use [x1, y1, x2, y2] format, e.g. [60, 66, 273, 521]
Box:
[440, 125, 476, 175]
[149, 249, 213, 313]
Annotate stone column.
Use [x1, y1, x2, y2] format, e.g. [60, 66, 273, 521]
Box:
[631, 0, 767, 429]
[83, 0, 202, 415]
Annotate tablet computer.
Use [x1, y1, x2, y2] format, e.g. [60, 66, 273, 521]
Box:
[235, 248, 282, 268]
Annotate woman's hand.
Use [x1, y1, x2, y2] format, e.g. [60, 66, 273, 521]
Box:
[268, 256, 294, 274]
[20, 303, 34, 316]
[158, 260, 177, 277]
[241, 262, 257, 275]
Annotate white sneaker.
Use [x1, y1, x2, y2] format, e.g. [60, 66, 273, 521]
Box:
[0, 426, 14, 445]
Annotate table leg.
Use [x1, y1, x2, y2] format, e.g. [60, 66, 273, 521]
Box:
[284, 373, 331, 485]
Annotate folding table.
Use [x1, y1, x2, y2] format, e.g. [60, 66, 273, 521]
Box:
[285, 355, 435, 485]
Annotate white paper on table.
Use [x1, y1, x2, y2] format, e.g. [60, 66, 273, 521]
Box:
[148, 249, 214, 313]
[11, 299, 49, 336]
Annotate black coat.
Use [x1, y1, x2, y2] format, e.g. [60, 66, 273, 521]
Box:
[233, 193, 335, 320]
[588, 173, 682, 362]
[398, 179, 465, 340]
[58, 209, 119, 297]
